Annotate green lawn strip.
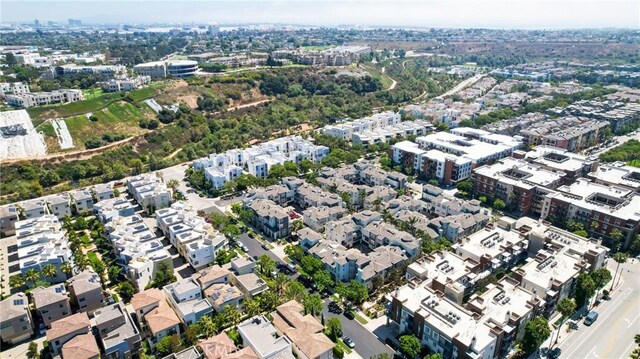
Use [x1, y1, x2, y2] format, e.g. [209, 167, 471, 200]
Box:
[87, 251, 101, 266]
[36, 122, 55, 137]
[354, 312, 369, 324]
[80, 234, 92, 247]
[336, 339, 353, 354]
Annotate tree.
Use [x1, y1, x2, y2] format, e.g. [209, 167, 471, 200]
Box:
[326, 317, 342, 339]
[399, 334, 421, 358]
[183, 324, 200, 346]
[257, 254, 276, 276]
[285, 280, 307, 302]
[155, 334, 183, 356]
[26, 342, 39, 359]
[610, 228, 624, 250]
[198, 315, 218, 339]
[291, 220, 304, 233]
[313, 270, 334, 292]
[423, 354, 443, 359]
[25, 268, 40, 287]
[117, 281, 135, 302]
[284, 245, 304, 262]
[42, 263, 58, 281]
[223, 304, 242, 327]
[611, 252, 628, 291]
[575, 272, 596, 308]
[303, 293, 324, 316]
[151, 261, 176, 288]
[258, 290, 281, 312]
[520, 317, 551, 354]
[108, 265, 122, 283]
[8, 272, 27, 290]
[243, 298, 261, 317]
[555, 298, 576, 344]
[222, 224, 241, 240]
[493, 198, 506, 210]
[61, 262, 73, 277]
[273, 273, 290, 295]
[300, 255, 324, 275]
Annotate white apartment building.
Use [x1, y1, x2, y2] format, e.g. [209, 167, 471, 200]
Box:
[102, 76, 151, 92]
[70, 189, 94, 213]
[15, 215, 71, 283]
[6, 89, 84, 108]
[93, 197, 136, 223]
[45, 193, 72, 219]
[51, 64, 127, 78]
[127, 174, 172, 213]
[0, 82, 30, 95]
[20, 199, 49, 219]
[194, 135, 329, 189]
[163, 278, 212, 326]
[416, 131, 520, 166]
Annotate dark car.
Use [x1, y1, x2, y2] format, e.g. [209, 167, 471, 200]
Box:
[343, 337, 355, 349]
[261, 243, 269, 250]
[548, 348, 562, 359]
[344, 311, 355, 320]
[286, 263, 296, 272]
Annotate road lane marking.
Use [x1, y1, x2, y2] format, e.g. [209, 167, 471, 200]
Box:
[595, 293, 640, 358]
[591, 346, 599, 358]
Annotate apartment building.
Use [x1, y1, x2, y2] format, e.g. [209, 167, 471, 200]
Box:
[243, 184, 295, 207]
[0, 203, 19, 237]
[31, 284, 71, 327]
[523, 146, 596, 185]
[131, 289, 181, 347]
[93, 197, 136, 223]
[6, 89, 84, 108]
[127, 174, 172, 214]
[67, 270, 106, 313]
[0, 81, 30, 95]
[406, 251, 481, 305]
[0, 292, 33, 344]
[92, 183, 115, 202]
[294, 183, 344, 209]
[473, 157, 565, 216]
[205, 283, 244, 312]
[322, 111, 401, 141]
[101, 76, 151, 92]
[15, 215, 71, 282]
[20, 199, 49, 219]
[389, 282, 497, 359]
[361, 221, 420, 257]
[323, 217, 361, 247]
[540, 178, 640, 249]
[303, 206, 348, 231]
[163, 277, 213, 326]
[416, 132, 519, 167]
[51, 64, 127, 78]
[47, 312, 91, 356]
[272, 301, 335, 359]
[393, 141, 473, 184]
[245, 199, 291, 239]
[587, 162, 640, 192]
[429, 212, 490, 242]
[93, 302, 143, 358]
[70, 189, 94, 213]
[561, 100, 640, 133]
[134, 60, 199, 78]
[518, 116, 609, 152]
[45, 193, 72, 219]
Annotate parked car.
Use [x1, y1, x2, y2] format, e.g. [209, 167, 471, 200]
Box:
[343, 337, 355, 349]
[38, 323, 46, 336]
[584, 311, 599, 326]
[344, 311, 355, 320]
[261, 243, 269, 250]
[286, 263, 296, 273]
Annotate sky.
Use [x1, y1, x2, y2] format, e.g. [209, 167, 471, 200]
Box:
[2, 0, 639, 29]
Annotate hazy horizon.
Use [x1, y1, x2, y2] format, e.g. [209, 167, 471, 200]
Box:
[2, 0, 639, 30]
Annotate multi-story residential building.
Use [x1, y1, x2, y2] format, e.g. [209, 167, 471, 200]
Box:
[523, 146, 596, 185]
[6, 89, 84, 108]
[51, 64, 126, 78]
[271, 301, 335, 359]
[237, 316, 294, 359]
[245, 199, 291, 239]
[294, 183, 344, 209]
[70, 189, 94, 213]
[0, 292, 33, 344]
[45, 193, 72, 219]
[15, 215, 71, 282]
[47, 312, 91, 356]
[0, 81, 30, 95]
[541, 178, 640, 249]
[194, 136, 329, 188]
[193, 265, 232, 290]
[416, 131, 520, 166]
[163, 277, 213, 326]
[303, 206, 348, 231]
[587, 162, 640, 192]
[517, 116, 609, 152]
[511, 249, 584, 317]
[243, 184, 295, 207]
[67, 270, 106, 313]
[361, 221, 420, 257]
[60, 333, 100, 359]
[389, 282, 498, 359]
[92, 183, 115, 202]
[322, 112, 403, 141]
[405, 251, 481, 305]
[452, 223, 529, 274]
[101, 76, 151, 92]
[134, 60, 199, 78]
[31, 284, 71, 327]
[229, 257, 268, 297]
[93, 302, 143, 358]
[323, 217, 361, 247]
[127, 174, 172, 214]
[0, 203, 19, 237]
[392, 141, 474, 184]
[204, 283, 244, 312]
[428, 212, 490, 242]
[93, 197, 136, 223]
[473, 157, 565, 216]
[393, 210, 440, 239]
[20, 198, 49, 219]
[131, 289, 181, 347]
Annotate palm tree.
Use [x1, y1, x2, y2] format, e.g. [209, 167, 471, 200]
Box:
[610, 252, 628, 291]
[223, 305, 242, 328]
[554, 298, 576, 344]
[243, 298, 261, 317]
[75, 253, 90, 271]
[285, 281, 306, 303]
[9, 274, 26, 290]
[25, 268, 40, 287]
[373, 197, 383, 211]
[274, 273, 290, 295]
[302, 293, 323, 317]
[42, 264, 58, 282]
[197, 315, 218, 338]
[407, 216, 419, 236]
[61, 262, 73, 278]
[259, 290, 281, 312]
[610, 229, 624, 251]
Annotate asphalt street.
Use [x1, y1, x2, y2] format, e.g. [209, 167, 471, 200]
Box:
[556, 259, 640, 359]
[237, 233, 286, 266]
[322, 299, 395, 359]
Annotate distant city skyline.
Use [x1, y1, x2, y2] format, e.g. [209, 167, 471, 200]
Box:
[2, 0, 639, 29]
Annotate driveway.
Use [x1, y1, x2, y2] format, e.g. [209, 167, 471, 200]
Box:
[322, 299, 395, 359]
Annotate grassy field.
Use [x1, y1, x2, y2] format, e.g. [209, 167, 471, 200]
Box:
[62, 101, 153, 149]
[27, 82, 165, 125]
